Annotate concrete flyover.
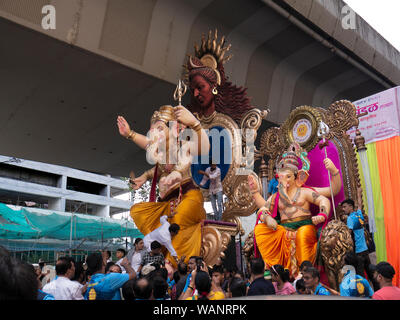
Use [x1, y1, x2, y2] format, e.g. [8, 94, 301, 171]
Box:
[0, 0, 398, 178]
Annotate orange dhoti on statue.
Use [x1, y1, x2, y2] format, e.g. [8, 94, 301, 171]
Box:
[254, 218, 317, 277]
[130, 189, 206, 267]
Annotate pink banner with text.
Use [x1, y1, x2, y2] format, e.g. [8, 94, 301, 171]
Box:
[347, 86, 400, 144]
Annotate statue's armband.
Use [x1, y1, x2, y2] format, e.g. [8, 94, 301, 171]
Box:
[312, 191, 321, 203]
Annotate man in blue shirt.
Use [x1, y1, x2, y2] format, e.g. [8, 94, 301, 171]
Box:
[339, 252, 374, 298]
[105, 263, 124, 300]
[340, 188, 378, 290]
[37, 289, 55, 300]
[302, 267, 331, 296]
[267, 167, 279, 197]
[84, 251, 136, 300]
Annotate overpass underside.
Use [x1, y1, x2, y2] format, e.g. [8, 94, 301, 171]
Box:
[0, 0, 398, 177]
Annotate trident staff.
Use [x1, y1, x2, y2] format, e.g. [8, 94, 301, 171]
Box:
[173, 79, 187, 107]
[172, 79, 188, 208]
[317, 121, 337, 220]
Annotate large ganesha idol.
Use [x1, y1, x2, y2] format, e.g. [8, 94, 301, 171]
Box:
[117, 104, 210, 267]
[248, 143, 342, 277]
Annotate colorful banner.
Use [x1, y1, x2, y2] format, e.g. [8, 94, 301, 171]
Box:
[375, 136, 400, 287]
[348, 86, 400, 286]
[347, 86, 400, 144]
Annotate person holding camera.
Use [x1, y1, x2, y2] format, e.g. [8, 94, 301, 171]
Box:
[179, 259, 225, 300]
[177, 256, 202, 299]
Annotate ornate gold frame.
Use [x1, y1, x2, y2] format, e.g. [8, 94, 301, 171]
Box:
[281, 105, 322, 151]
[201, 221, 240, 268]
[197, 109, 268, 222]
[319, 101, 362, 205]
[197, 108, 268, 267]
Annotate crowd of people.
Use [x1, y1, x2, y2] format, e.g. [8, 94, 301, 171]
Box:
[0, 190, 399, 301]
[1, 238, 399, 300]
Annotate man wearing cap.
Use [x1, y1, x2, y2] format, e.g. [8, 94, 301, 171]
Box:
[371, 262, 400, 300]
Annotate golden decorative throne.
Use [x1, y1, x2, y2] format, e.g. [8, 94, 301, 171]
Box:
[259, 101, 362, 204]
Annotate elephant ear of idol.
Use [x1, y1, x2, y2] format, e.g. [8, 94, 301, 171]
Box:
[296, 170, 309, 187]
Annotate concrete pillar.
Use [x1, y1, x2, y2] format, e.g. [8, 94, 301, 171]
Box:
[100, 185, 110, 197]
[48, 197, 66, 212]
[97, 205, 110, 218]
[57, 175, 67, 189]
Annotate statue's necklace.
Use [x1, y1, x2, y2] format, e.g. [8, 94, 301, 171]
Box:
[199, 111, 217, 123]
[290, 188, 301, 204]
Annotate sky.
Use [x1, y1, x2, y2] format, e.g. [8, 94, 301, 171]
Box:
[344, 0, 400, 51]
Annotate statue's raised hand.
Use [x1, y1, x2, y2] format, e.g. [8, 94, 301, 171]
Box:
[163, 171, 182, 187]
[117, 116, 132, 138]
[323, 158, 338, 175]
[130, 175, 146, 190]
[247, 175, 259, 194]
[174, 106, 198, 127]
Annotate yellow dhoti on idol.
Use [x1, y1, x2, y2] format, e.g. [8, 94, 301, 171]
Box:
[131, 185, 206, 267]
[254, 216, 317, 276]
[250, 143, 336, 278]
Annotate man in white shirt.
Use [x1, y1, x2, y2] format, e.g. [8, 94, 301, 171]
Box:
[143, 216, 180, 263]
[127, 238, 145, 273]
[42, 257, 84, 300]
[198, 162, 224, 220]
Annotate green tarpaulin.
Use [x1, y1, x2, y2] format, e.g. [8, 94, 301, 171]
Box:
[0, 202, 142, 241]
[0, 238, 129, 252]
